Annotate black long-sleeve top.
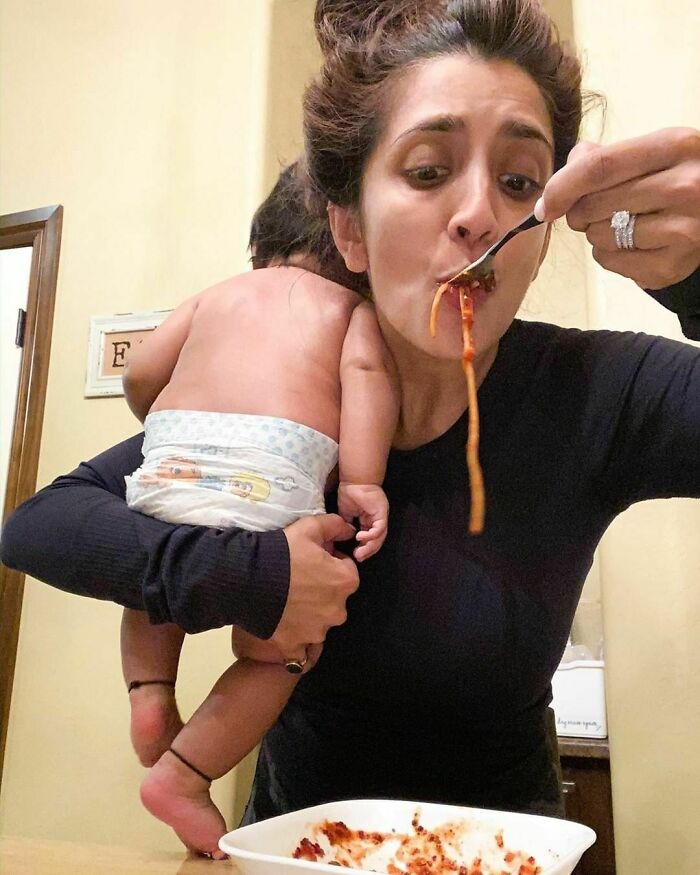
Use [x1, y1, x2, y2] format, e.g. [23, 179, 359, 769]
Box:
[1, 271, 700, 817]
[1, 271, 699, 634]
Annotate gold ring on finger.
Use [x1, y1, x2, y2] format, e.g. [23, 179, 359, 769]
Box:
[284, 651, 308, 674]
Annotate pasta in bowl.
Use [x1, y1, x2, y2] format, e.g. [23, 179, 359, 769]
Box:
[219, 798, 595, 875]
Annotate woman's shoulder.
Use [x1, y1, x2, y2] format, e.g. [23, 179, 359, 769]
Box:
[507, 317, 698, 365]
[501, 319, 700, 411]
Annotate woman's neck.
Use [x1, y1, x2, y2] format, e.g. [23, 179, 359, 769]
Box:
[385, 328, 499, 450]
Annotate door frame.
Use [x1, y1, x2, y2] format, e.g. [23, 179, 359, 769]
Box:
[0, 205, 62, 788]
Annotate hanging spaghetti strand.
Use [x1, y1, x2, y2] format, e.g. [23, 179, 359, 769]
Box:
[429, 280, 486, 534]
[459, 289, 485, 534]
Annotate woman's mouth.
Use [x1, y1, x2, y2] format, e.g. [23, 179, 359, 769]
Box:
[438, 270, 497, 313]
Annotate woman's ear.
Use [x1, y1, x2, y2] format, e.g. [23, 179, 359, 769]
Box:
[531, 223, 553, 282]
[327, 204, 369, 273]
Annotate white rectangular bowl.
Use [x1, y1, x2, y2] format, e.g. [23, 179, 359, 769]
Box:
[220, 798, 595, 875]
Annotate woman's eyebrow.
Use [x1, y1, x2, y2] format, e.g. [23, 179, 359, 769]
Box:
[392, 115, 464, 144]
[499, 119, 554, 156]
[392, 115, 553, 156]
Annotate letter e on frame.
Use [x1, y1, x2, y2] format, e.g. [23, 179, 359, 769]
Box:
[84, 310, 171, 397]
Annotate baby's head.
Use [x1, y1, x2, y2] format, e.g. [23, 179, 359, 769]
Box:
[248, 161, 370, 296]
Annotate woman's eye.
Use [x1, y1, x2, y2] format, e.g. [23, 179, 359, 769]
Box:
[404, 165, 450, 187]
[499, 173, 541, 199]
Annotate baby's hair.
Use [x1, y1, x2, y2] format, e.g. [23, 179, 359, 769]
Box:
[248, 161, 370, 296]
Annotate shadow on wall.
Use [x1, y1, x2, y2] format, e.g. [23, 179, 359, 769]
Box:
[263, 0, 321, 194]
[540, 0, 575, 43]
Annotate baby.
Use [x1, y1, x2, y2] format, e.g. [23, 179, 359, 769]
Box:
[120, 164, 398, 857]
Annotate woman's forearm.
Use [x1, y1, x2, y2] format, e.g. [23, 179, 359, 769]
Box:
[0, 435, 290, 636]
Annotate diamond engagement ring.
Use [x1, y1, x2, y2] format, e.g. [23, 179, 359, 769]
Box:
[611, 210, 637, 251]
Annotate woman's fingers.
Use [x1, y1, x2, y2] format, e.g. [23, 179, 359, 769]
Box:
[303, 643, 324, 672]
[273, 514, 359, 655]
[584, 211, 699, 253]
[537, 128, 700, 222]
[589, 245, 699, 291]
[581, 204, 700, 289]
[534, 127, 700, 288]
[565, 140, 598, 164]
[567, 165, 700, 232]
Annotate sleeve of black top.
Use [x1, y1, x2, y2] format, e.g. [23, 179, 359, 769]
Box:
[594, 332, 700, 510]
[0, 434, 290, 636]
[647, 266, 700, 341]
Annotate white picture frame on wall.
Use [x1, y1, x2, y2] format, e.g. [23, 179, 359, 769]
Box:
[84, 310, 172, 397]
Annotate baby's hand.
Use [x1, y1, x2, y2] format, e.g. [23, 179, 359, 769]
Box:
[337, 483, 389, 562]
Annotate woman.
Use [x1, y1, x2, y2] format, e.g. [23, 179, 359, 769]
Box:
[237, 0, 700, 821]
[2, 0, 699, 832]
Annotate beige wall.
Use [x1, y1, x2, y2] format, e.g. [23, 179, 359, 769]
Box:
[0, 0, 272, 850]
[570, 2, 700, 872]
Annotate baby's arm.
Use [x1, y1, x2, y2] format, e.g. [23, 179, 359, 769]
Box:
[338, 302, 399, 561]
[122, 295, 200, 422]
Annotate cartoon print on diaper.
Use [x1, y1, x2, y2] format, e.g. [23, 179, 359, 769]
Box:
[228, 471, 271, 502]
[139, 456, 201, 484]
[200, 444, 227, 457]
[274, 476, 299, 492]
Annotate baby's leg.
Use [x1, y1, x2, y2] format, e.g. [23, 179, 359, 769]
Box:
[140, 638, 297, 858]
[121, 609, 185, 767]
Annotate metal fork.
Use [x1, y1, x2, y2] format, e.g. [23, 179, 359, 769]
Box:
[449, 210, 543, 281]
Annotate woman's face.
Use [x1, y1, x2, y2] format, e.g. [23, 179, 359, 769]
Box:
[334, 54, 555, 365]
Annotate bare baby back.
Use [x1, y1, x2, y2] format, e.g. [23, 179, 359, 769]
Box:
[151, 267, 363, 441]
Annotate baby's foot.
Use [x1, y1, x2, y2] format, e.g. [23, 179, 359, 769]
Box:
[140, 751, 228, 860]
[129, 683, 183, 767]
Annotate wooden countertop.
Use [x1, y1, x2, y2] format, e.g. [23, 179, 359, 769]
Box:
[557, 735, 610, 759]
[0, 836, 240, 875]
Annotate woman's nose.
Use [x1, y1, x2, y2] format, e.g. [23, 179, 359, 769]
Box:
[447, 179, 499, 250]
